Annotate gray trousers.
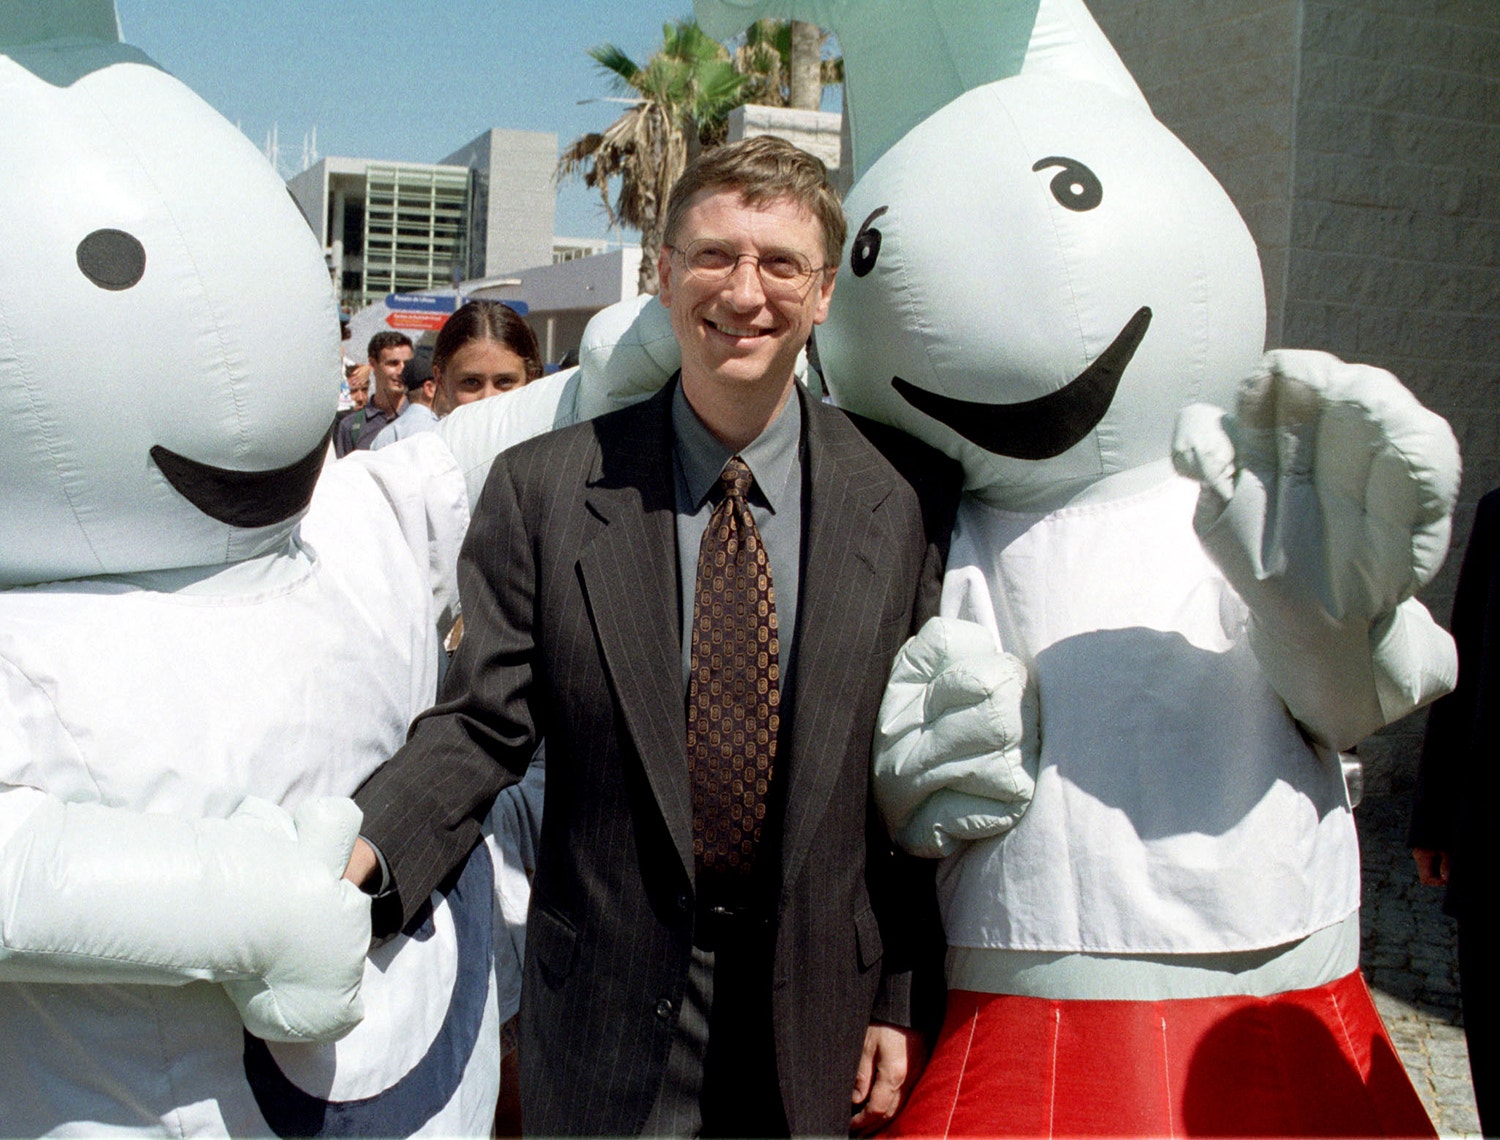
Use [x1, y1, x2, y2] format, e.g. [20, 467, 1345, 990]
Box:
[640, 936, 789, 1138]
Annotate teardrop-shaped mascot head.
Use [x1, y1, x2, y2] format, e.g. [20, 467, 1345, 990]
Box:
[695, 0, 1267, 510]
[0, 3, 338, 586]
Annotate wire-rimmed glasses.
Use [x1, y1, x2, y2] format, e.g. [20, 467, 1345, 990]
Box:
[667, 240, 829, 297]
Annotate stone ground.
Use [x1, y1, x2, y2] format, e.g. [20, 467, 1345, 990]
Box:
[1358, 791, 1481, 1137]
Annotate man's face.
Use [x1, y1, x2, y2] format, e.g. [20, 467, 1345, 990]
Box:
[370, 345, 412, 411]
[658, 189, 835, 407]
[346, 370, 370, 410]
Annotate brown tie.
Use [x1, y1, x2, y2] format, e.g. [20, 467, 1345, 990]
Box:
[688, 456, 781, 880]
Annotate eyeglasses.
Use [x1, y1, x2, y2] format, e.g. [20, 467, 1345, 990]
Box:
[667, 240, 828, 296]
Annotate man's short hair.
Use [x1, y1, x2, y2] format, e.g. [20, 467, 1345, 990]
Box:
[662, 135, 847, 269]
[367, 330, 413, 361]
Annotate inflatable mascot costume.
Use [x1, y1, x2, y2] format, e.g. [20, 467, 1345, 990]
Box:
[0, 3, 553, 1133]
[682, 0, 1461, 1133]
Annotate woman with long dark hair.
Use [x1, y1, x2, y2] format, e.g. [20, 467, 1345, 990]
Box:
[432, 300, 543, 412]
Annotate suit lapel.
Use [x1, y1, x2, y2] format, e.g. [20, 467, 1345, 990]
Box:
[780, 393, 895, 902]
[576, 388, 696, 882]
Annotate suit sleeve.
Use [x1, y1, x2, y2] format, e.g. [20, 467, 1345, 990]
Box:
[1409, 490, 1500, 853]
[863, 431, 962, 1036]
[355, 451, 542, 936]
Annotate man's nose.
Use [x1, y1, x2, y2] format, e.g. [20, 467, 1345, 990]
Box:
[725, 257, 766, 307]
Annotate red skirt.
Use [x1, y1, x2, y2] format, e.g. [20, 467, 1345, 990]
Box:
[885, 971, 1434, 1137]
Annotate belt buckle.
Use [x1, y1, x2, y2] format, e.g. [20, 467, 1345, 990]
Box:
[695, 902, 748, 952]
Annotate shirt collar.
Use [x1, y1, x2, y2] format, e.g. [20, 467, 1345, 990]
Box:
[671, 377, 801, 514]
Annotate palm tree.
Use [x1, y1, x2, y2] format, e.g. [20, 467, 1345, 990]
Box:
[789, 21, 824, 109]
[733, 19, 842, 111]
[558, 20, 747, 294]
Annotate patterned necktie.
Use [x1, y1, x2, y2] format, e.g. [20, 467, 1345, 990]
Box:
[688, 456, 781, 880]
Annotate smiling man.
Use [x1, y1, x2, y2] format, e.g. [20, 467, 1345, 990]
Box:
[349, 136, 958, 1137]
[334, 331, 411, 457]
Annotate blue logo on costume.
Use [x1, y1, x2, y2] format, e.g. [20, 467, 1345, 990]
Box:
[243, 844, 495, 1137]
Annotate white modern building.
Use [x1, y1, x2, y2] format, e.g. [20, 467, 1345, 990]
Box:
[439, 129, 558, 280]
[289, 128, 556, 312]
[331, 107, 842, 364]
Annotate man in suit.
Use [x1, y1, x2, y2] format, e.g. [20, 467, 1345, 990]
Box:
[1411, 487, 1500, 1137]
[346, 136, 957, 1137]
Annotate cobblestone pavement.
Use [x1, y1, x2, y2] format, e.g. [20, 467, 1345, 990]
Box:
[1358, 791, 1481, 1137]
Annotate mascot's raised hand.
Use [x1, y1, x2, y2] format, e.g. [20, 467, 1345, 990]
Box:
[1174, 349, 1459, 751]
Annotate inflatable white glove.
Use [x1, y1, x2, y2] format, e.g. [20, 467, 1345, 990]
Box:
[1173, 348, 1460, 751]
[0, 794, 370, 1043]
[574, 293, 682, 420]
[874, 616, 1037, 858]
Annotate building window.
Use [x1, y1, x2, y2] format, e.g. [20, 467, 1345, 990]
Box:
[357, 164, 470, 308]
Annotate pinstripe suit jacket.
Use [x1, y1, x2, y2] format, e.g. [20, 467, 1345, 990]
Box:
[356, 381, 958, 1136]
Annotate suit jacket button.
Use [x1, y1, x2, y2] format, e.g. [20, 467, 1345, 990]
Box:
[655, 998, 674, 1021]
[675, 892, 691, 912]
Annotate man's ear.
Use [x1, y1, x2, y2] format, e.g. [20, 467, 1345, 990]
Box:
[813, 267, 837, 325]
[657, 246, 674, 307]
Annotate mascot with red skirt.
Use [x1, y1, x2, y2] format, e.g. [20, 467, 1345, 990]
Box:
[689, 0, 1461, 1134]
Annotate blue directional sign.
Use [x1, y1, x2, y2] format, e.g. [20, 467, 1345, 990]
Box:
[386, 293, 458, 313]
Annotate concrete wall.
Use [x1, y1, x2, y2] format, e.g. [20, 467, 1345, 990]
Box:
[1087, 2, 1300, 344]
[286, 161, 330, 246]
[1088, 0, 1500, 791]
[1287, 1, 1500, 785]
[443, 129, 557, 278]
[728, 105, 849, 193]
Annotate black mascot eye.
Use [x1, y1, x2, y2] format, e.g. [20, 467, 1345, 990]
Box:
[1032, 157, 1103, 212]
[77, 228, 147, 290]
[850, 206, 888, 278]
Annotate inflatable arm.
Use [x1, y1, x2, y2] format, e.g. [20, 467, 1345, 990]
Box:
[1173, 349, 1460, 751]
[874, 616, 1037, 857]
[0, 784, 370, 1044]
[344, 432, 471, 637]
[437, 368, 586, 512]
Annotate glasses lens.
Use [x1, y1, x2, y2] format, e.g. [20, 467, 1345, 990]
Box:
[759, 253, 811, 283]
[687, 244, 737, 276]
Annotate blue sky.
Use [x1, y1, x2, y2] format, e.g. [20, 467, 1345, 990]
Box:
[113, 1, 715, 243]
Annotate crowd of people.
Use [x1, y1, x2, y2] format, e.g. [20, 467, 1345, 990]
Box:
[334, 300, 547, 459]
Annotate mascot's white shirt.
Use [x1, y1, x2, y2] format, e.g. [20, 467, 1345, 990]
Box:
[0, 435, 501, 1137]
[938, 473, 1359, 956]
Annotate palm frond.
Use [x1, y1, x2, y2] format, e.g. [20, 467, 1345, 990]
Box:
[560, 16, 840, 293]
[588, 42, 642, 91]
